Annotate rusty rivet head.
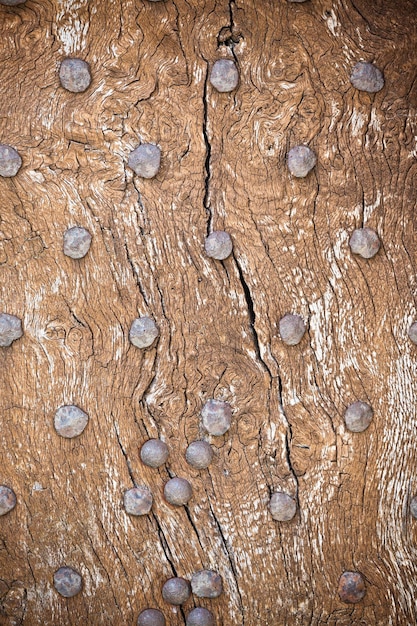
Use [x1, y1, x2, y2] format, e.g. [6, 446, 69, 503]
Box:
[210, 59, 239, 93]
[344, 401, 373, 433]
[191, 570, 223, 599]
[63, 226, 92, 259]
[140, 439, 169, 468]
[338, 571, 366, 604]
[185, 441, 213, 470]
[53, 566, 83, 598]
[59, 58, 92, 93]
[162, 577, 191, 605]
[0, 144, 22, 177]
[279, 313, 306, 346]
[0, 313, 23, 347]
[137, 609, 166, 626]
[128, 144, 161, 179]
[124, 486, 153, 516]
[350, 61, 384, 93]
[0, 485, 16, 516]
[407, 321, 417, 344]
[269, 492, 297, 521]
[201, 399, 232, 436]
[410, 496, 417, 519]
[287, 145, 316, 178]
[54, 405, 89, 438]
[164, 477, 193, 506]
[349, 228, 380, 259]
[129, 316, 159, 349]
[204, 231, 233, 261]
[186, 608, 215, 626]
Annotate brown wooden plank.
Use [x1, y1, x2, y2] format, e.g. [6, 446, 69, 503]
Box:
[0, 0, 416, 624]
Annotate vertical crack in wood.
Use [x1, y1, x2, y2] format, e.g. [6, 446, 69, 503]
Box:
[183, 505, 204, 552]
[150, 514, 188, 622]
[202, 61, 213, 236]
[233, 255, 270, 376]
[217, 0, 242, 55]
[207, 500, 245, 624]
[139, 373, 158, 426]
[234, 255, 298, 488]
[115, 420, 181, 589]
[132, 413, 151, 439]
[360, 188, 365, 228]
[228, 0, 239, 62]
[228, 0, 234, 32]
[123, 241, 150, 307]
[279, 378, 301, 493]
[285, 429, 299, 496]
[149, 512, 178, 578]
[114, 421, 136, 485]
[132, 179, 150, 236]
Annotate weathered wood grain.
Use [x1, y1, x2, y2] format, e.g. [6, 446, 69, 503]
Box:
[1, 0, 416, 624]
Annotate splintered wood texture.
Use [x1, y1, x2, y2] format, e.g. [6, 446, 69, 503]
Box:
[0, 0, 416, 624]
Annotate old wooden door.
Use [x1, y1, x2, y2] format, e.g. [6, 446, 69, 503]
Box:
[1, 0, 416, 624]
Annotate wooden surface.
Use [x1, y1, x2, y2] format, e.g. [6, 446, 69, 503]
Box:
[1, 0, 417, 624]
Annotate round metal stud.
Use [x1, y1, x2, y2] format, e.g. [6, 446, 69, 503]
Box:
[269, 492, 297, 521]
[201, 399, 232, 436]
[54, 405, 89, 439]
[338, 571, 366, 604]
[53, 566, 83, 598]
[124, 486, 153, 516]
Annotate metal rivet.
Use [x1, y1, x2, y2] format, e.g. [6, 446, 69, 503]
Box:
[53, 566, 83, 598]
[185, 441, 213, 469]
[161, 577, 191, 605]
[408, 322, 417, 344]
[54, 405, 89, 439]
[287, 145, 316, 178]
[349, 228, 380, 259]
[59, 58, 92, 93]
[350, 61, 384, 93]
[410, 496, 417, 519]
[337, 571, 366, 604]
[191, 570, 223, 599]
[201, 399, 232, 436]
[209, 59, 239, 93]
[204, 231, 233, 260]
[279, 313, 306, 346]
[137, 609, 166, 626]
[140, 439, 169, 468]
[0, 313, 23, 347]
[0, 144, 22, 177]
[0, 485, 16, 516]
[269, 492, 297, 521]
[129, 317, 159, 349]
[128, 144, 161, 179]
[164, 477, 193, 506]
[344, 401, 373, 433]
[123, 486, 153, 516]
[186, 607, 215, 626]
[63, 226, 92, 259]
